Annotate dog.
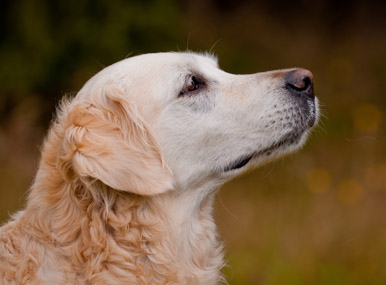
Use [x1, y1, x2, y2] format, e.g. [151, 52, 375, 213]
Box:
[0, 52, 318, 284]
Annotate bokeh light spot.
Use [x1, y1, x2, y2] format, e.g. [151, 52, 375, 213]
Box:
[365, 164, 386, 191]
[306, 168, 331, 194]
[353, 104, 382, 133]
[337, 179, 364, 206]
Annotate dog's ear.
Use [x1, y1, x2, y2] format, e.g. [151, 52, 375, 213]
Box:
[59, 85, 173, 195]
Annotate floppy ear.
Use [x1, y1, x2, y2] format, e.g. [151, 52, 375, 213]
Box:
[59, 85, 173, 195]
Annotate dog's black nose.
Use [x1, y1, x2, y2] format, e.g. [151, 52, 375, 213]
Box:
[285, 69, 314, 99]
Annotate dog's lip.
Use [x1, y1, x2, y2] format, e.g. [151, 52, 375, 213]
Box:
[223, 131, 304, 172]
[307, 115, 316, 128]
[223, 154, 254, 172]
[249, 131, 305, 165]
[306, 103, 317, 128]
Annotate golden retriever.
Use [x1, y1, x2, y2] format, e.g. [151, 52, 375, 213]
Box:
[0, 52, 318, 284]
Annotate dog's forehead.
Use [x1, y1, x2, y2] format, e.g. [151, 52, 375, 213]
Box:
[77, 52, 220, 101]
[179, 52, 219, 69]
[130, 52, 219, 72]
[185, 53, 220, 74]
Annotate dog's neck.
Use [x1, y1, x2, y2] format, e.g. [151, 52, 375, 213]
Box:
[149, 187, 224, 276]
[24, 157, 224, 283]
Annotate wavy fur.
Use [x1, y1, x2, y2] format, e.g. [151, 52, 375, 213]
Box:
[0, 89, 224, 284]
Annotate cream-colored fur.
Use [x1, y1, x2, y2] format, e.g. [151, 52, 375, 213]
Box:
[0, 52, 318, 284]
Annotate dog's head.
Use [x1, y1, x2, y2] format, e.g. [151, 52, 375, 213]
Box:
[60, 52, 318, 195]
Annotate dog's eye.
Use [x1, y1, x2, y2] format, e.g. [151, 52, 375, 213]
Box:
[179, 75, 202, 97]
[186, 76, 199, 92]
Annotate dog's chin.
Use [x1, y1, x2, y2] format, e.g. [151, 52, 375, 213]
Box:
[223, 126, 314, 174]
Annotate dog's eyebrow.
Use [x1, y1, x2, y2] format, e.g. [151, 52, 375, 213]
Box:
[199, 52, 219, 67]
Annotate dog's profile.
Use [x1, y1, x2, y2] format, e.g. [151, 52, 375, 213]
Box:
[0, 52, 318, 284]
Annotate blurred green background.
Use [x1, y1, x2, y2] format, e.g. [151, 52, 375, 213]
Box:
[1, 0, 386, 284]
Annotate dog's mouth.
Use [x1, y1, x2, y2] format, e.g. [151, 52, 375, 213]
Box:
[223, 154, 254, 172]
[223, 130, 305, 172]
[303, 99, 317, 128]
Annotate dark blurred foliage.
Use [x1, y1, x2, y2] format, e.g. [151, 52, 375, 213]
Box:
[1, 0, 386, 284]
[0, 0, 184, 125]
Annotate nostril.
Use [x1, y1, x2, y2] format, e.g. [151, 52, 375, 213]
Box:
[286, 69, 314, 98]
[288, 76, 311, 91]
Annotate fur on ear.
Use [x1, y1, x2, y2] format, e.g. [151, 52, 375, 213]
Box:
[58, 85, 173, 195]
